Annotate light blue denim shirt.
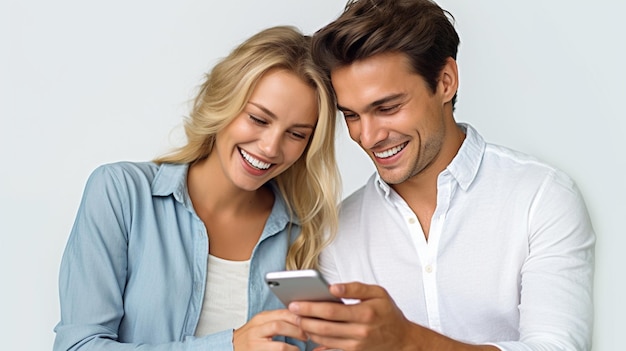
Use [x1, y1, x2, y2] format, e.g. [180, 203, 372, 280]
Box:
[54, 161, 306, 350]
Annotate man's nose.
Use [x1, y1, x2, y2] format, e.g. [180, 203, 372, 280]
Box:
[357, 115, 385, 149]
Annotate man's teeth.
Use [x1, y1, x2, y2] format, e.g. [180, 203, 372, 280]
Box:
[240, 149, 271, 170]
[374, 143, 406, 159]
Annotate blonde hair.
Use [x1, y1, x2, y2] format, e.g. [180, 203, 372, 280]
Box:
[155, 26, 340, 270]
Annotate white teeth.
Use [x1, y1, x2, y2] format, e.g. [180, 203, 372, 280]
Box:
[240, 149, 271, 170]
[374, 143, 406, 159]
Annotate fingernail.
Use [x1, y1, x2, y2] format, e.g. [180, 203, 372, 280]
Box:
[331, 284, 344, 294]
[289, 302, 300, 312]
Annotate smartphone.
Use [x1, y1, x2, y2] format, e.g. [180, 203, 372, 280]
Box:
[265, 269, 343, 306]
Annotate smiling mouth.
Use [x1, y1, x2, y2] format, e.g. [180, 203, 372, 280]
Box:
[373, 142, 407, 159]
[240, 149, 272, 170]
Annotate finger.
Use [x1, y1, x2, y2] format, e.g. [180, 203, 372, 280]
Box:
[298, 315, 363, 339]
[329, 282, 389, 300]
[251, 309, 301, 326]
[236, 338, 302, 351]
[257, 320, 308, 341]
[236, 310, 308, 342]
[289, 300, 352, 322]
[312, 346, 344, 351]
[289, 283, 393, 323]
[303, 318, 371, 351]
[241, 318, 307, 342]
[306, 328, 356, 351]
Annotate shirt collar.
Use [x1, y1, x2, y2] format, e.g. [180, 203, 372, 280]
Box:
[150, 162, 296, 231]
[151, 162, 191, 205]
[375, 173, 392, 198]
[446, 123, 485, 191]
[263, 181, 298, 230]
[374, 123, 486, 193]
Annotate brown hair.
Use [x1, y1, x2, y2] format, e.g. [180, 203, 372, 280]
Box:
[312, 0, 460, 106]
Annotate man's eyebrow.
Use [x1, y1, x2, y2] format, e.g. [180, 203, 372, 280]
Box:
[337, 93, 406, 112]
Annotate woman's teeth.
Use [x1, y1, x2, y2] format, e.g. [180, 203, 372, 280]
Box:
[240, 149, 271, 170]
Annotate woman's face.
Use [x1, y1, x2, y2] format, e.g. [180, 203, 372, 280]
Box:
[211, 68, 318, 191]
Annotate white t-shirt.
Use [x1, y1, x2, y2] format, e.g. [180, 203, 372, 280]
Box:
[321, 123, 595, 350]
[195, 255, 250, 336]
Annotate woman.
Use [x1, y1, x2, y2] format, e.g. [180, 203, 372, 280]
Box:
[53, 26, 340, 351]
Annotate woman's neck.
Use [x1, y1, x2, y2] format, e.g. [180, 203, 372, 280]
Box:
[187, 155, 275, 261]
[187, 156, 273, 217]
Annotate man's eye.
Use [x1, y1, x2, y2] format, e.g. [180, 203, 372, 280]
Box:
[342, 112, 358, 119]
[379, 105, 400, 113]
[249, 115, 268, 125]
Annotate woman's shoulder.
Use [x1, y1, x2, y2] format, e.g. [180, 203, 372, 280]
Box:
[81, 162, 170, 199]
[90, 161, 160, 184]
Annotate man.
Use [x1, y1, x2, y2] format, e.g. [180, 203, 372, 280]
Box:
[288, 0, 595, 350]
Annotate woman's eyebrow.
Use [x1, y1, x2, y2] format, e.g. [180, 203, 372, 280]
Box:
[248, 101, 315, 129]
[249, 101, 277, 119]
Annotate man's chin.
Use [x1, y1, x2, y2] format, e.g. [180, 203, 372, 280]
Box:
[376, 168, 408, 185]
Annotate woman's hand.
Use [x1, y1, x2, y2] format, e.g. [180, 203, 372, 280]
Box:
[233, 309, 308, 351]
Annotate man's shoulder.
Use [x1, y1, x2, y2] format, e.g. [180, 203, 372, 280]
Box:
[481, 142, 576, 189]
[484, 142, 559, 172]
[336, 174, 385, 229]
[340, 174, 379, 209]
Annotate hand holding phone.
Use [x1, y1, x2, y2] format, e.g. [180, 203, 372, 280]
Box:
[265, 269, 343, 306]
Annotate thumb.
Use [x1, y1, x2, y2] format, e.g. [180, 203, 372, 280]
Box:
[329, 281, 388, 300]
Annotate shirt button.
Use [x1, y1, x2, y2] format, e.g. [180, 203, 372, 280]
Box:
[408, 217, 417, 224]
[424, 264, 433, 273]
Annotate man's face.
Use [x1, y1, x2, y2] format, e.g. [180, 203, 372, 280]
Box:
[331, 52, 458, 185]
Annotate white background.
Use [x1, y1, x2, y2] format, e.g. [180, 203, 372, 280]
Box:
[1, 0, 623, 350]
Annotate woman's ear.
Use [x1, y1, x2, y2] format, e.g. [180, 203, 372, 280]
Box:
[439, 57, 459, 104]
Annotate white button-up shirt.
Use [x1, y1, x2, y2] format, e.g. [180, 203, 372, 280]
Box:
[321, 124, 595, 350]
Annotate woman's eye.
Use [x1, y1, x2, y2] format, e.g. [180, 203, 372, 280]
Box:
[289, 131, 307, 140]
[249, 115, 268, 125]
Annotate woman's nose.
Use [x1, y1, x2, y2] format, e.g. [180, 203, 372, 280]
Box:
[258, 130, 281, 158]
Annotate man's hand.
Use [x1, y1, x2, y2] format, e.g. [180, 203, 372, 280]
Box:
[288, 282, 500, 351]
[288, 282, 414, 351]
[233, 309, 307, 351]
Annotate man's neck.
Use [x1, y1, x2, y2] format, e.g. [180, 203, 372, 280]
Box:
[391, 123, 465, 239]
